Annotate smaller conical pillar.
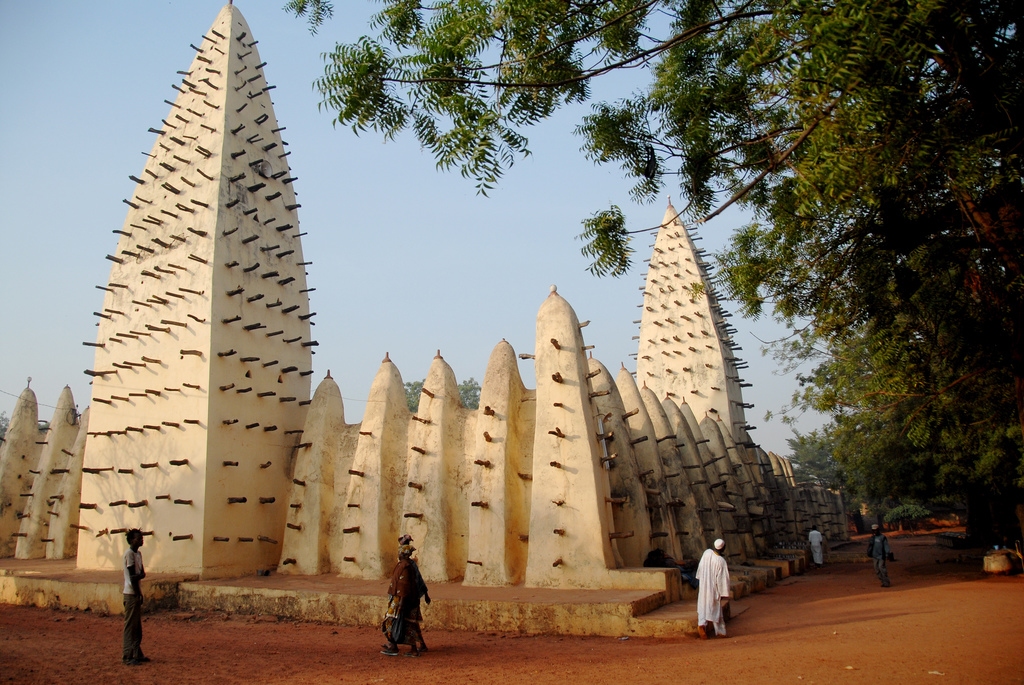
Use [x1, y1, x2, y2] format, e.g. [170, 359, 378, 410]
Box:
[46, 408, 90, 559]
[464, 341, 534, 586]
[16, 387, 79, 559]
[615, 367, 683, 561]
[588, 359, 652, 567]
[279, 374, 346, 574]
[401, 353, 470, 582]
[0, 384, 43, 557]
[335, 355, 409, 578]
[525, 287, 617, 588]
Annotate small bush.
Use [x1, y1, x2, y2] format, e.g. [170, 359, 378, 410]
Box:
[884, 504, 932, 530]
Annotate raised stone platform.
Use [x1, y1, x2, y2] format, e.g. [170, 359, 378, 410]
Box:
[0, 558, 720, 637]
[746, 558, 789, 579]
[729, 563, 776, 594]
[0, 558, 191, 614]
[771, 548, 811, 573]
[634, 598, 748, 637]
[179, 573, 692, 637]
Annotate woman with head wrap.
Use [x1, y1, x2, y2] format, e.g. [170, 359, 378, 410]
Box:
[381, 543, 431, 656]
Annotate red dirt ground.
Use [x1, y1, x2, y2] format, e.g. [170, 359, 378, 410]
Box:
[1, 534, 1022, 685]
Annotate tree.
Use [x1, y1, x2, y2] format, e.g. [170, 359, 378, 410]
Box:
[404, 380, 424, 413]
[458, 377, 481, 410]
[0, 411, 8, 442]
[789, 294, 1022, 540]
[404, 378, 481, 412]
[787, 429, 843, 491]
[290, 0, 1024, 534]
[884, 503, 932, 531]
[289, 0, 1023, 409]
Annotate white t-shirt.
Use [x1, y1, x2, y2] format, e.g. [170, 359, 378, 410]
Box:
[123, 548, 144, 595]
[808, 530, 823, 546]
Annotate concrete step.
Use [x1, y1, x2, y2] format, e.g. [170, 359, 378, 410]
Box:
[729, 564, 774, 592]
[773, 547, 811, 573]
[827, 551, 872, 563]
[631, 599, 749, 637]
[729, 578, 748, 599]
[746, 558, 788, 580]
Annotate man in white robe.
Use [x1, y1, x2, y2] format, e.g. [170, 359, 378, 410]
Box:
[696, 538, 731, 639]
[808, 526, 824, 567]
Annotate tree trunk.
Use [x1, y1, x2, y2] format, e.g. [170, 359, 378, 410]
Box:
[1015, 504, 1024, 551]
[965, 486, 994, 544]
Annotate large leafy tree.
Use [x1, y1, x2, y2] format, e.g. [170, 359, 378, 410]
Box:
[787, 429, 844, 491]
[288, 0, 1024, 532]
[790, 260, 1023, 538]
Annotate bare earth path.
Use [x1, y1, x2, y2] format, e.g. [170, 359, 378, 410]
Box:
[1, 535, 1022, 685]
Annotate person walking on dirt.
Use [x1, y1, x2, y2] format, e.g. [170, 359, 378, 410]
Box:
[381, 543, 431, 656]
[122, 529, 148, 666]
[695, 538, 731, 639]
[808, 526, 824, 567]
[867, 524, 893, 587]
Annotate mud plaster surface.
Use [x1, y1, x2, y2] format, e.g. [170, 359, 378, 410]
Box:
[1, 533, 1022, 684]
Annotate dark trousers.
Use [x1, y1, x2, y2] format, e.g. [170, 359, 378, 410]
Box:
[873, 557, 890, 587]
[123, 594, 144, 662]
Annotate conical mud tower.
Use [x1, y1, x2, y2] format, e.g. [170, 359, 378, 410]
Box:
[15, 387, 80, 559]
[77, 5, 313, 578]
[0, 384, 44, 557]
[635, 203, 751, 443]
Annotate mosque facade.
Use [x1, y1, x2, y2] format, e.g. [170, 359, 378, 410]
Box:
[0, 4, 847, 587]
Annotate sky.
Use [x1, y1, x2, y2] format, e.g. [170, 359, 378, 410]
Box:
[0, 2, 827, 452]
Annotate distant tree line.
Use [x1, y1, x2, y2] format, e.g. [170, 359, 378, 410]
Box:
[404, 378, 480, 413]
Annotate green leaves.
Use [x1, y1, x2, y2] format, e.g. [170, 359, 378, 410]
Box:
[320, 38, 408, 138]
[404, 378, 481, 411]
[578, 205, 633, 277]
[883, 503, 931, 525]
[372, 0, 424, 47]
[787, 429, 844, 490]
[404, 380, 424, 412]
[305, 1, 662, 195]
[296, 0, 1024, 513]
[578, 99, 661, 204]
[284, 0, 334, 35]
[458, 377, 481, 409]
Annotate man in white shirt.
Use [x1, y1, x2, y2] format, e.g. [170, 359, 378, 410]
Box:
[122, 529, 148, 665]
[808, 525, 824, 567]
[696, 538, 731, 639]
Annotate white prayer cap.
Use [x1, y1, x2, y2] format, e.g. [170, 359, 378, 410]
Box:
[714, 539, 726, 550]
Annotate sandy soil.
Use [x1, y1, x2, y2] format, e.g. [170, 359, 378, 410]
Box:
[1, 534, 1022, 685]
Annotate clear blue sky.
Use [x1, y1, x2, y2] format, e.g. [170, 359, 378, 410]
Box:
[0, 2, 825, 451]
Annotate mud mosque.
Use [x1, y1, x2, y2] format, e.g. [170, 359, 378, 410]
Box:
[0, 4, 846, 635]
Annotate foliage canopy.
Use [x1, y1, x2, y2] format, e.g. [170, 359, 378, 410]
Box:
[787, 429, 844, 491]
[404, 378, 481, 412]
[290, 0, 1024, 531]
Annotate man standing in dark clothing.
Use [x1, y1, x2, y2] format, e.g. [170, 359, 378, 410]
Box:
[122, 529, 148, 665]
[867, 524, 893, 587]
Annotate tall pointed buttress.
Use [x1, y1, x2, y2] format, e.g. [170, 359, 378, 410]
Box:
[635, 202, 750, 443]
[78, 5, 314, 578]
